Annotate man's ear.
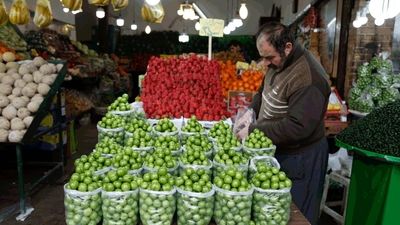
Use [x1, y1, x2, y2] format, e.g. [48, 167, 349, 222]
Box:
[284, 42, 293, 56]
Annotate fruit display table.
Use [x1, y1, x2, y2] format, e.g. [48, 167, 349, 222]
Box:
[288, 203, 311, 225]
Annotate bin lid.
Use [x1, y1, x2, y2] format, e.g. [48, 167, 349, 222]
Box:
[336, 138, 400, 164]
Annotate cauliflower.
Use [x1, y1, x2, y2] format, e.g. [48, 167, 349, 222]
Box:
[23, 116, 33, 127]
[33, 71, 43, 83]
[0, 129, 8, 142]
[31, 94, 44, 103]
[0, 117, 10, 129]
[37, 83, 50, 96]
[18, 65, 30, 75]
[11, 118, 25, 130]
[27, 101, 40, 113]
[0, 84, 12, 95]
[14, 79, 27, 88]
[39, 64, 53, 75]
[22, 74, 33, 83]
[11, 97, 27, 109]
[8, 130, 25, 142]
[2, 105, 17, 120]
[5, 62, 19, 70]
[33, 57, 46, 67]
[12, 87, 22, 97]
[1, 75, 15, 85]
[22, 86, 36, 97]
[17, 108, 30, 119]
[0, 95, 9, 107]
[11, 73, 21, 80]
[56, 64, 64, 72]
[6, 68, 18, 75]
[0, 62, 5, 73]
[41, 75, 55, 85]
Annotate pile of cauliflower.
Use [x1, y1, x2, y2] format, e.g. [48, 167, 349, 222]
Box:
[0, 52, 62, 142]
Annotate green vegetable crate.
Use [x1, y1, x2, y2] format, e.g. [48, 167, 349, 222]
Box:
[336, 139, 400, 225]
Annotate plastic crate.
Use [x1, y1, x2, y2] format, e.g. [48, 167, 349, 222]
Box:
[336, 139, 400, 225]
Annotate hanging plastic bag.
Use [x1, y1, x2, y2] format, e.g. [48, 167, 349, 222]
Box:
[9, 0, 30, 25]
[112, 0, 128, 11]
[233, 107, 256, 140]
[61, 0, 82, 11]
[0, 0, 8, 26]
[33, 0, 53, 28]
[249, 156, 280, 179]
[352, 92, 375, 113]
[88, 0, 110, 6]
[141, 1, 165, 23]
[177, 188, 215, 225]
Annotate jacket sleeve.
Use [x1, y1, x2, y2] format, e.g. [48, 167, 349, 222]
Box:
[249, 77, 265, 118]
[249, 85, 326, 145]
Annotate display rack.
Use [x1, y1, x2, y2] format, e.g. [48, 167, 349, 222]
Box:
[0, 62, 67, 221]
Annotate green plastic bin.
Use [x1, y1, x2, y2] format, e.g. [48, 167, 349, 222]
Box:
[336, 139, 400, 225]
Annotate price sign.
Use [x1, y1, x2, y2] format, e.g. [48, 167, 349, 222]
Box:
[199, 18, 224, 37]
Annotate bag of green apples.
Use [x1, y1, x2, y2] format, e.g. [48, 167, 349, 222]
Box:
[152, 118, 180, 137]
[243, 129, 276, 158]
[213, 167, 253, 225]
[180, 116, 207, 144]
[213, 147, 249, 178]
[249, 156, 280, 179]
[97, 113, 125, 145]
[64, 184, 102, 225]
[109, 94, 134, 122]
[101, 168, 140, 225]
[176, 168, 214, 225]
[139, 168, 176, 225]
[251, 162, 292, 225]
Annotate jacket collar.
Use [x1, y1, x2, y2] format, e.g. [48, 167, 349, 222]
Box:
[276, 42, 304, 73]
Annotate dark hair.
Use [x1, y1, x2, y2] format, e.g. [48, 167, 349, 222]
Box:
[228, 40, 242, 48]
[256, 22, 295, 55]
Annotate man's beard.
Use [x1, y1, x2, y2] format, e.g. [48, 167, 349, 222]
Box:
[268, 53, 287, 70]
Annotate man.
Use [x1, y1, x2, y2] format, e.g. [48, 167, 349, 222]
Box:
[249, 22, 330, 225]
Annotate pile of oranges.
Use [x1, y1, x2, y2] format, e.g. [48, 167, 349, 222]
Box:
[219, 60, 264, 97]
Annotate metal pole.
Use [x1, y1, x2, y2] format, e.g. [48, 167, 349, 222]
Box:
[208, 36, 212, 60]
[16, 144, 26, 214]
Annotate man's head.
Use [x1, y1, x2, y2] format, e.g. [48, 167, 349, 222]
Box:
[228, 40, 242, 53]
[256, 22, 295, 70]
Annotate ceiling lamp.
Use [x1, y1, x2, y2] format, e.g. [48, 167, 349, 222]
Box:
[145, 25, 151, 34]
[179, 33, 189, 43]
[195, 21, 201, 31]
[233, 18, 243, 28]
[352, 19, 362, 28]
[228, 21, 236, 32]
[239, 2, 248, 19]
[116, 17, 124, 26]
[375, 18, 385, 26]
[145, 0, 160, 6]
[96, 7, 105, 19]
[369, 0, 400, 21]
[131, 22, 137, 30]
[223, 26, 231, 35]
[178, 1, 199, 20]
[63, 8, 69, 13]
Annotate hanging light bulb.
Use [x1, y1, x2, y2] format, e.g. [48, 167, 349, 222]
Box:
[228, 21, 236, 31]
[195, 21, 201, 31]
[72, 9, 82, 15]
[375, 18, 385, 26]
[63, 8, 70, 13]
[239, 3, 248, 19]
[369, 0, 400, 20]
[96, 7, 105, 19]
[145, 0, 160, 6]
[116, 17, 124, 27]
[145, 25, 151, 34]
[358, 8, 368, 26]
[352, 20, 362, 28]
[233, 18, 243, 28]
[223, 26, 231, 35]
[177, 8, 183, 16]
[131, 23, 137, 30]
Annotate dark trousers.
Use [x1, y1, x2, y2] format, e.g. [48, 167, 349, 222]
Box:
[275, 138, 329, 225]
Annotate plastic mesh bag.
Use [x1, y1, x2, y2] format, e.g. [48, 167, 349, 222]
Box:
[33, 0, 53, 28]
[179, 161, 213, 176]
[64, 185, 102, 225]
[9, 0, 30, 25]
[141, 1, 165, 23]
[139, 188, 176, 225]
[177, 188, 215, 225]
[88, 0, 110, 6]
[111, 0, 129, 11]
[214, 185, 253, 225]
[213, 160, 249, 178]
[110, 109, 134, 123]
[61, 0, 82, 11]
[97, 125, 124, 145]
[102, 190, 139, 225]
[253, 187, 292, 225]
[0, 0, 8, 26]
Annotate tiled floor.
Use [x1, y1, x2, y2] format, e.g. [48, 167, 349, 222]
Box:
[0, 123, 339, 225]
